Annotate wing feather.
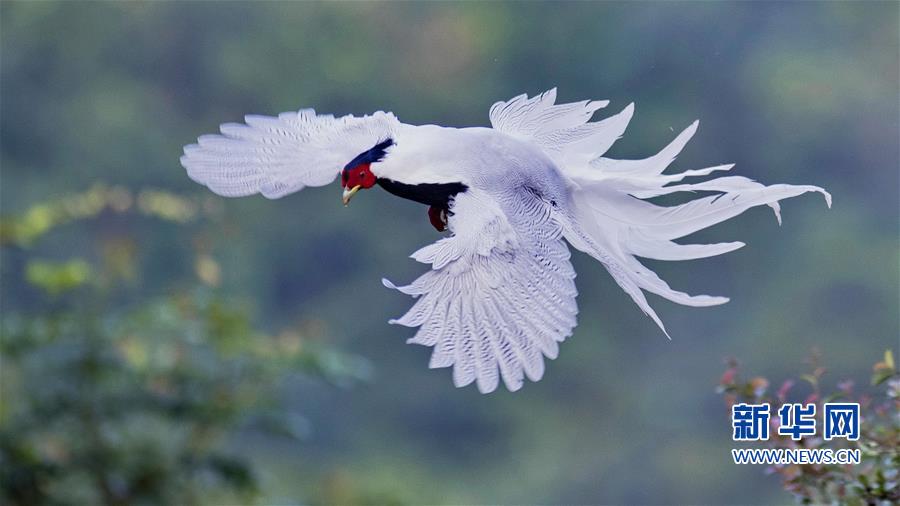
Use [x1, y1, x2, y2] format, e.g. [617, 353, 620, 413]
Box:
[384, 189, 577, 393]
[181, 109, 400, 198]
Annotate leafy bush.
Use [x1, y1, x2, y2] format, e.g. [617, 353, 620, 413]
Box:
[0, 186, 369, 505]
[718, 350, 899, 504]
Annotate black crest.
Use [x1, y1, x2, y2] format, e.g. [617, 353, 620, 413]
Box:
[344, 138, 394, 170]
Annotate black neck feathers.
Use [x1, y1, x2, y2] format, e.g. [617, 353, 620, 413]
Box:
[377, 179, 468, 208]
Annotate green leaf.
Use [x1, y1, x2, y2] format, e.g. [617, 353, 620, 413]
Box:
[25, 259, 92, 295]
[871, 367, 896, 386]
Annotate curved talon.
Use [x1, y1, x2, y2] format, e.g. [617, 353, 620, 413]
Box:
[428, 205, 449, 232]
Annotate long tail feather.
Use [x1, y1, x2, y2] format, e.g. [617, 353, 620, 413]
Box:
[560, 122, 830, 335]
[488, 90, 830, 336]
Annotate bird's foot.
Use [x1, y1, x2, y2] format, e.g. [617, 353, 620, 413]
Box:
[428, 205, 449, 232]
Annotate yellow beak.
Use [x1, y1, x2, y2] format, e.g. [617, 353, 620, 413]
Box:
[342, 185, 362, 206]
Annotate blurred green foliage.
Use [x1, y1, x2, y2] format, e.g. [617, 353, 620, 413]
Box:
[1, 2, 898, 504]
[718, 350, 899, 504]
[0, 188, 369, 505]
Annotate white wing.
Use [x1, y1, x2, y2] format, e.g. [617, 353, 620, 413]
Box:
[491, 89, 831, 336]
[181, 109, 400, 198]
[490, 87, 622, 165]
[383, 188, 577, 393]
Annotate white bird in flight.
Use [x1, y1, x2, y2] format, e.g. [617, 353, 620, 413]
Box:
[181, 89, 830, 393]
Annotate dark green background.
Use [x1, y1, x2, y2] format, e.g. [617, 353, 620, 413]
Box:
[2, 1, 897, 504]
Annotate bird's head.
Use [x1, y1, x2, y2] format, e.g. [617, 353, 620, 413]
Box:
[341, 138, 394, 205]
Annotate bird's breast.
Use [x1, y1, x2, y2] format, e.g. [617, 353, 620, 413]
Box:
[376, 179, 468, 208]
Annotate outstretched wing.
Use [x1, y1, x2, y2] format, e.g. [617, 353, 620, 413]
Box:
[181, 109, 400, 198]
[383, 188, 578, 393]
[489, 87, 626, 166]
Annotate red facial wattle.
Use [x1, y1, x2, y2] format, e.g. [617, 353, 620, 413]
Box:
[341, 163, 377, 190]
